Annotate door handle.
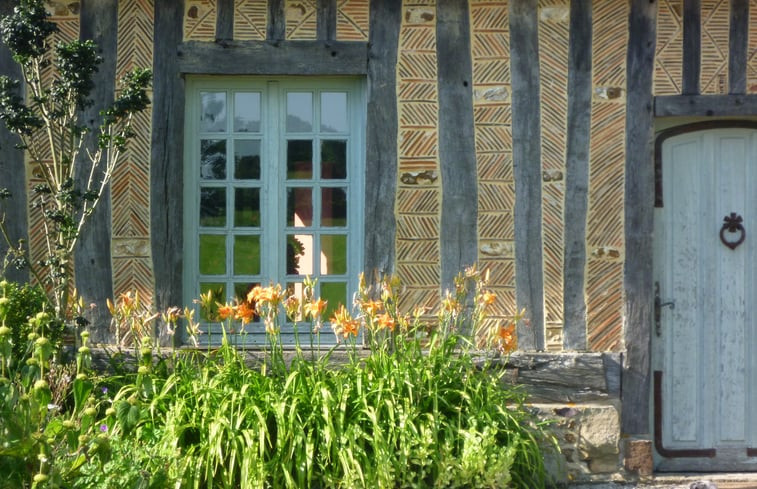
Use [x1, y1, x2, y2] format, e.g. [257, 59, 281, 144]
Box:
[654, 281, 675, 337]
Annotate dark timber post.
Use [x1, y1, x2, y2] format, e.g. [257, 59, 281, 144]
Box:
[510, 0, 545, 351]
[563, 0, 592, 350]
[76, 0, 118, 341]
[623, 0, 657, 435]
[151, 1, 185, 342]
[729, 0, 748, 94]
[0, 0, 29, 284]
[216, 0, 234, 41]
[364, 0, 401, 277]
[437, 0, 477, 292]
[317, 0, 337, 41]
[682, 0, 700, 95]
[268, 0, 286, 41]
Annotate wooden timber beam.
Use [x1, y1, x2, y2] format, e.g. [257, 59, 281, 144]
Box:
[76, 0, 117, 341]
[215, 0, 234, 41]
[364, 0, 401, 276]
[623, 0, 657, 435]
[177, 40, 368, 76]
[437, 0, 477, 292]
[0, 0, 28, 284]
[317, 0, 337, 41]
[729, 0, 748, 94]
[682, 0, 700, 95]
[151, 1, 185, 336]
[510, 0, 545, 351]
[562, 0, 592, 351]
[655, 94, 757, 116]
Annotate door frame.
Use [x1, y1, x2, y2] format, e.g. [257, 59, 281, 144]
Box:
[650, 120, 757, 466]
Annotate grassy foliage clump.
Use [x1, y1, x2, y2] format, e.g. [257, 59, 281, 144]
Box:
[0, 269, 555, 488]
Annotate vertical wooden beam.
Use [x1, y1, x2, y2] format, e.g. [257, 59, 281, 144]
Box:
[509, 0, 545, 351]
[729, 0, 748, 94]
[563, 0, 592, 350]
[317, 0, 337, 41]
[268, 0, 286, 41]
[623, 0, 657, 435]
[216, 0, 234, 41]
[76, 0, 117, 340]
[151, 1, 185, 334]
[364, 0, 401, 276]
[437, 0, 477, 291]
[0, 0, 28, 284]
[682, 0, 700, 94]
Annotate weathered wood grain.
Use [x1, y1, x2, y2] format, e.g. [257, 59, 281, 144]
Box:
[364, 0, 401, 276]
[682, 0, 700, 94]
[215, 0, 234, 40]
[655, 94, 757, 115]
[437, 0, 477, 291]
[0, 0, 28, 284]
[509, 0, 545, 351]
[728, 0, 748, 94]
[563, 0, 592, 351]
[268, 0, 285, 41]
[151, 1, 185, 342]
[623, 0, 657, 435]
[75, 0, 117, 341]
[317, 0, 337, 41]
[177, 40, 368, 75]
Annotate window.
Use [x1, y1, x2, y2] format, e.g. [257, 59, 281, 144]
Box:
[184, 77, 365, 344]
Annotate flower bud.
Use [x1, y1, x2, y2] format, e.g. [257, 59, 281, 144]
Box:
[27, 332, 38, 342]
[105, 407, 116, 416]
[76, 373, 87, 381]
[78, 346, 90, 355]
[137, 365, 149, 375]
[33, 473, 48, 483]
[62, 419, 76, 429]
[0, 326, 10, 336]
[83, 407, 97, 417]
[35, 336, 50, 347]
[33, 379, 49, 391]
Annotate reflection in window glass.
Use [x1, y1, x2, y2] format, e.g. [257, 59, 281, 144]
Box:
[286, 92, 313, 132]
[234, 235, 261, 275]
[320, 282, 347, 318]
[234, 140, 261, 180]
[287, 234, 313, 275]
[287, 140, 313, 179]
[200, 139, 226, 179]
[234, 188, 260, 227]
[200, 235, 226, 275]
[201, 92, 227, 132]
[287, 188, 312, 227]
[321, 188, 347, 227]
[200, 187, 226, 227]
[234, 92, 261, 132]
[320, 235, 347, 275]
[321, 140, 347, 179]
[320, 92, 347, 133]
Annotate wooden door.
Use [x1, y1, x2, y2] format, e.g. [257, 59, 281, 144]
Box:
[654, 127, 757, 471]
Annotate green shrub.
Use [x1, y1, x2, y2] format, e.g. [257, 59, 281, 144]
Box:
[0, 279, 57, 360]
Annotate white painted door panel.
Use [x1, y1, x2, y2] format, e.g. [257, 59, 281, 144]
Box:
[654, 128, 757, 471]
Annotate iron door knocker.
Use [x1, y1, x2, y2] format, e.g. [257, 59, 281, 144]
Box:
[720, 212, 745, 250]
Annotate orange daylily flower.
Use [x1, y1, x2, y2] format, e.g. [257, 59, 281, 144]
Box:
[331, 305, 360, 338]
[376, 313, 395, 332]
[217, 303, 235, 321]
[495, 321, 517, 354]
[480, 291, 497, 307]
[304, 298, 328, 319]
[235, 302, 256, 324]
[360, 299, 383, 316]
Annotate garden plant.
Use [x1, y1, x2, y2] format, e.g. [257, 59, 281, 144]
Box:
[1, 268, 555, 488]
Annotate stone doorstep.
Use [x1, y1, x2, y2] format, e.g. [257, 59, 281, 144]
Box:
[569, 474, 757, 489]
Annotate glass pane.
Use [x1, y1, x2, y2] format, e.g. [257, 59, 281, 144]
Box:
[200, 139, 226, 180]
[200, 282, 226, 321]
[234, 140, 261, 180]
[201, 92, 227, 132]
[321, 188, 347, 227]
[234, 188, 260, 227]
[320, 235, 347, 275]
[320, 92, 347, 133]
[234, 235, 261, 275]
[199, 234, 226, 275]
[286, 92, 313, 132]
[234, 92, 261, 132]
[287, 188, 312, 227]
[200, 187, 226, 227]
[321, 282, 347, 320]
[321, 140, 347, 179]
[287, 140, 312, 179]
[287, 234, 313, 275]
